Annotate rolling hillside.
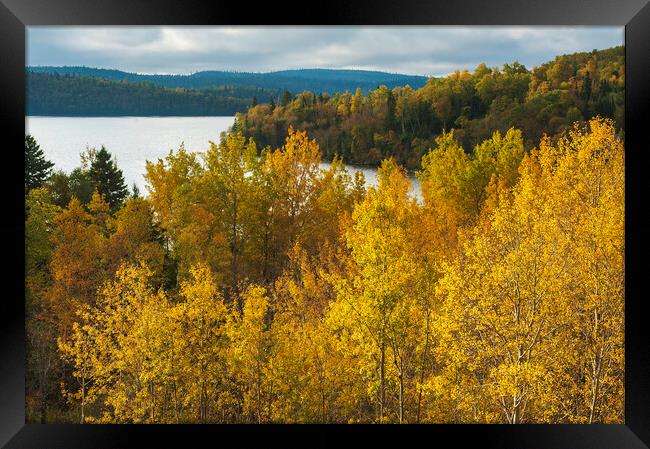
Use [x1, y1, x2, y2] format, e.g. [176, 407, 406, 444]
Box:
[27, 66, 429, 95]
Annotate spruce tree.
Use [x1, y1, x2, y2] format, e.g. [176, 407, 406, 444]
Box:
[130, 183, 141, 199]
[88, 146, 128, 211]
[280, 90, 292, 107]
[25, 135, 54, 193]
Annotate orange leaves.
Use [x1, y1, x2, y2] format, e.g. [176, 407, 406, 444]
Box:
[41, 118, 624, 423]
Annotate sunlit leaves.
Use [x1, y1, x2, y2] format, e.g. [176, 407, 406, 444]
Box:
[44, 118, 623, 424]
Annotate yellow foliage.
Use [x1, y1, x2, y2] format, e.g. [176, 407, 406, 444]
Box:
[434, 117, 624, 423]
[47, 119, 623, 424]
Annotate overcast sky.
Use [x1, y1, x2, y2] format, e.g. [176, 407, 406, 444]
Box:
[27, 26, 623, 77]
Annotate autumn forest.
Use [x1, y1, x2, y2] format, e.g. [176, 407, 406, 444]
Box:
[25, 46, 624, 424]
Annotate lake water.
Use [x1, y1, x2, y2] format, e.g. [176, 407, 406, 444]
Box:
[25, 116, 421, 198]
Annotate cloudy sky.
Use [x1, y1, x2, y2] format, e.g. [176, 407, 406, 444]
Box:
[27, 26, 623, 76]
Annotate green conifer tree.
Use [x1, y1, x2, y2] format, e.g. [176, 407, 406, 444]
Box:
[88, 146, 128, 211]
[25, 135, 54, 193]
[280, 90, 293, 107]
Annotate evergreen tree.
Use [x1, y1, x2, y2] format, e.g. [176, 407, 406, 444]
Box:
[130, 183, 141, 199]
[68, 168, 95, 205]
[44, 167, 96, 209]
[280, 90, 292, 107]
[44, 171, 73, 209]
[25, 135, 54, 193]
[88, 146, 128, 210]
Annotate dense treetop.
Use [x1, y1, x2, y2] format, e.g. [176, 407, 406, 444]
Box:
[24, 44, 624, 425]
[25, 117, 624, 423]
[235, 46, 624, 168]
[27, 47, 622, 140]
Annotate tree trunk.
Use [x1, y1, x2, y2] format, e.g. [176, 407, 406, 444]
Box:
[398, 363, 404, 424]
[379, 340, 385, 424]
[589, 347, 604, 424]
[257, 364, 262, 424]
[416, 311, 431, 423]
[512, 403, 522, 424]
[150, 381, 156, 422]
[80, 376, 85, 424]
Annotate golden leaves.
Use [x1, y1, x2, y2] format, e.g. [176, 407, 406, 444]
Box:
[50, 118, 623, 423]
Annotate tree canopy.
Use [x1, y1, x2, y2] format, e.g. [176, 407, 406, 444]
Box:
[26, 115, 624, 424]
[235, 47, 624, 169]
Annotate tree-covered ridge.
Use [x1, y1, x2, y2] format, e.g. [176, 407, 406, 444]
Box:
[26, 73, 273, 116]
[235, 46, 624, 169]
[26, 117, 624, 424]
[27, 66, 428, 97]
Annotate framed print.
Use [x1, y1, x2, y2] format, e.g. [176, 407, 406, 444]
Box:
[2, 0, 650, 447]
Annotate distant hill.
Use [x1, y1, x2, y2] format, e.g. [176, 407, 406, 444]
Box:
[26, 72, 261, 116]
[27, 66, 429, 96]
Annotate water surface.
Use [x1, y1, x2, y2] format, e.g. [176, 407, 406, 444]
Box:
[26, 116, 421, 198]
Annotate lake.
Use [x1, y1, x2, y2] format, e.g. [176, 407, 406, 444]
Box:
[25, 116, 421, 198]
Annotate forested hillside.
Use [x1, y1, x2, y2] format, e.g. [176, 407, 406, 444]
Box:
[27, 66, 428, 98]
[26, 116, 624, 424]
[25, 43, 625, 425]
[26, 73, 270, 116]
[235, 46, 624, 168]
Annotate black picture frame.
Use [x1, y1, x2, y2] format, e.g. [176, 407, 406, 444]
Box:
[2, 1, 649, 447]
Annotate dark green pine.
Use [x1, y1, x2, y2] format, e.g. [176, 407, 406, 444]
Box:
[25, 135, 54, 193]
[89, 146, 129, 210]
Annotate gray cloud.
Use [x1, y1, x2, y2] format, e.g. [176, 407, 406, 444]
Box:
[27, 26, 623, 76]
